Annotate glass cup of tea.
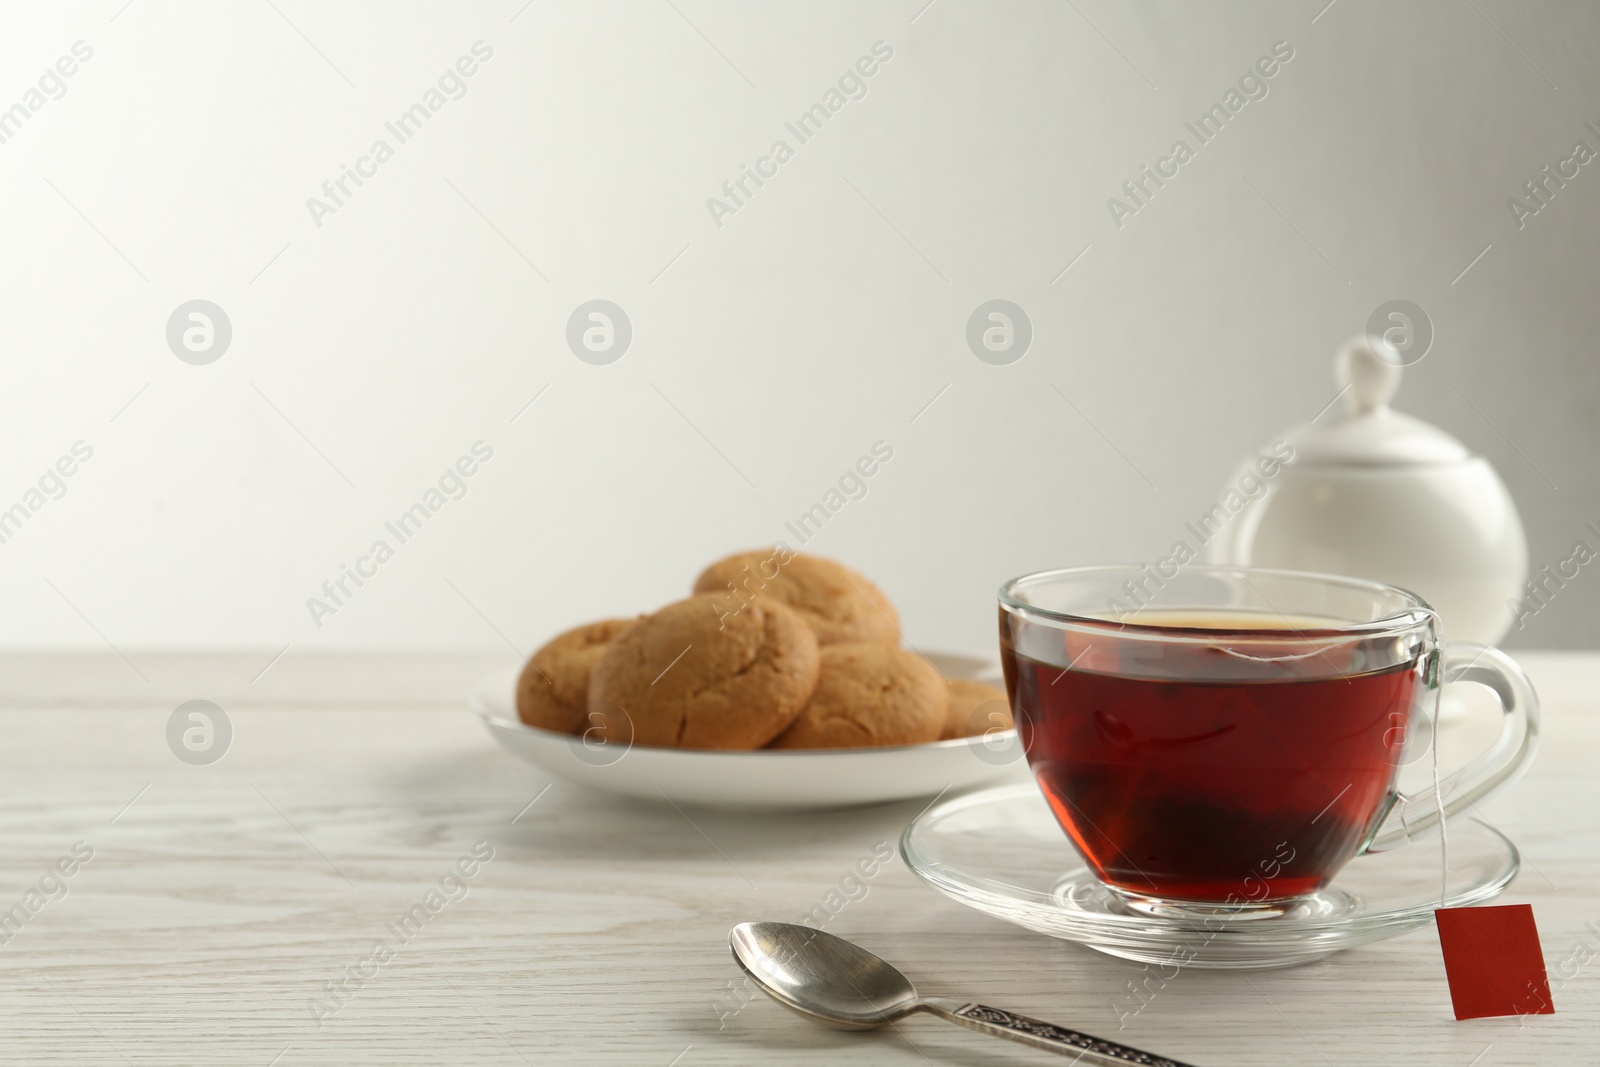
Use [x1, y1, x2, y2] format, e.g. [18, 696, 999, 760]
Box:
[998, 564, 1538, 920]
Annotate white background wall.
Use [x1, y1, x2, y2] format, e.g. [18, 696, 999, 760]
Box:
[0, 0, 1595, 666]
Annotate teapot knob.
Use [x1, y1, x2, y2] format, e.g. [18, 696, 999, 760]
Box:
[1336, 337, 1401, 415]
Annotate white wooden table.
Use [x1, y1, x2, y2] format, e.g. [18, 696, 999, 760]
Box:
[0, 651, 1593, 1065]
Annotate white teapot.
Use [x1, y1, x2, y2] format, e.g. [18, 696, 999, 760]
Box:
[1206, 338, 1528, 645]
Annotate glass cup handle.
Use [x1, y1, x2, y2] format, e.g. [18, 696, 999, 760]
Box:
[1362, 644, 1540, 854]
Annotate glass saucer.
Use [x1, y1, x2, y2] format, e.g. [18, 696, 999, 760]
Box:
[900, 782, 1519, 970]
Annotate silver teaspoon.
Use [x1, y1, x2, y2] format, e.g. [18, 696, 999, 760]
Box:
[729, 922, 1200, 1066]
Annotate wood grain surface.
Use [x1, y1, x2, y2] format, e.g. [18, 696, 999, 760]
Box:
[0, 653, 1592, 1065]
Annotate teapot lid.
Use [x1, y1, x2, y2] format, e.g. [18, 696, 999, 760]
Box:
[1278, 338, 1471, 465]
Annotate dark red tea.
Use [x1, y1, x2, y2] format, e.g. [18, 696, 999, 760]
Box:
[1001, 610, 1428, 904]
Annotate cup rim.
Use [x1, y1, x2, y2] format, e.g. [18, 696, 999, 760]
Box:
[997, 563, 1436, 638]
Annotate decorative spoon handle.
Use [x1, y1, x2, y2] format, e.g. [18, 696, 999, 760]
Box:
[923, 999, 1200, 1066]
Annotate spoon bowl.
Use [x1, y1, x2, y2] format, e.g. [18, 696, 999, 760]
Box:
[729, 921, 919, 1029]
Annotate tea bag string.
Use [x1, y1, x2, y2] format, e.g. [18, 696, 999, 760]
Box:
[1428, 610, 1447, 909]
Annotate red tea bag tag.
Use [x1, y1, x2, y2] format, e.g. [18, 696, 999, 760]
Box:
[1435, 904, 1555, 1021]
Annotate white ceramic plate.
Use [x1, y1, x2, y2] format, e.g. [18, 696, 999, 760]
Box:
[470, 651, 1027, 810]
